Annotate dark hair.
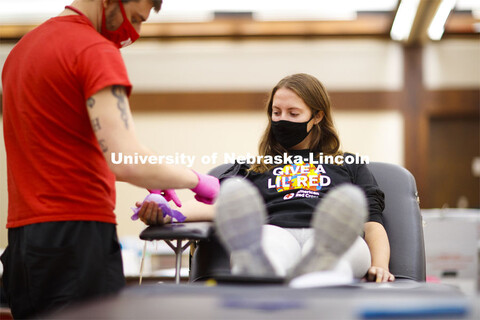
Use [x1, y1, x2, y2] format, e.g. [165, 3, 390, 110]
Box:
[152, 0, 162, 12]
[122, 0, 163, 13]
[249, 73, 342, 173]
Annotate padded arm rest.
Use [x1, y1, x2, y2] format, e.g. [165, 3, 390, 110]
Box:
[139, 222, 214, 241]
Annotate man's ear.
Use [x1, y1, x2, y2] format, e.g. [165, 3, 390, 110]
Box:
[314, 111, 324, 125]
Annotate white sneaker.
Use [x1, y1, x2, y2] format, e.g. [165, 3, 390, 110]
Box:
[214, 178, 276, 276]
[289, 184, 368, 278]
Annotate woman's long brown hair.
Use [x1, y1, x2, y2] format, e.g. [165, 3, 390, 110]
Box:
[249, 73, 342, 173]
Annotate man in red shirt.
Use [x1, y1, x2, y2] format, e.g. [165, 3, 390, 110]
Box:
[1, 0, 219, 318]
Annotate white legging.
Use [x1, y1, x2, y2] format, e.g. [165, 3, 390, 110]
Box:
[260, 224, 371, 278]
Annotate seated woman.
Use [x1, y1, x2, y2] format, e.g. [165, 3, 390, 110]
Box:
[136, 73, 394, 283]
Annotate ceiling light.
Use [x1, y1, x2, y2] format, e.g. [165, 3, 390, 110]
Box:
[390, 0, 421, 41]
[427, 0, 456, 40]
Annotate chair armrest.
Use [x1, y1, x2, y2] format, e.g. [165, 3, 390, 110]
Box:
[139, 222, 214, 241]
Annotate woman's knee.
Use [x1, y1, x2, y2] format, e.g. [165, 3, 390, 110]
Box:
[341, 236, 371, 278]
[261, 225, 302, 276]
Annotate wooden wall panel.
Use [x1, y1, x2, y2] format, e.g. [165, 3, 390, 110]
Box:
[403, 45, 429, 205]
[428, 118, 480, 208]
[0, 89, 476, 114]
[127, 91, 404, 112]
[425, 89, 480, 117]
[128, 92, 269, 112]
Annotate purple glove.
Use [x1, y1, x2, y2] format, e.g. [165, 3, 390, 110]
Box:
[131, 193, 186, 222]
[191, 170, 220, 205]
[148, 189, 182, 207]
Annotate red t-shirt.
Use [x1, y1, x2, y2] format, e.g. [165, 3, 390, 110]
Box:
[2, 14, 132, 228]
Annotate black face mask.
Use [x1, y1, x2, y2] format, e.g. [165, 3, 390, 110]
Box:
[271, 115, 315, 149]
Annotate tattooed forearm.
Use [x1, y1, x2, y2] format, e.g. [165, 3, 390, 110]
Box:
[87, 97, 95, 109]
[91, 117, 101, 132]
[98, 139, 108, 153]
[112, 85, 129, 129]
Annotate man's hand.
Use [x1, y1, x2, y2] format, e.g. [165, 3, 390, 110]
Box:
[135, 201, 171, 225]
[191, 171, 220, 205]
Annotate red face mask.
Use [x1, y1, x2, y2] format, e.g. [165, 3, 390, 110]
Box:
[101, 0, 140, 48]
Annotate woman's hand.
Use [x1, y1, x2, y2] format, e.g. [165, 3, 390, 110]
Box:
[366, 266, 395, 282]
[135, 201, 171, 225]
[364, 222, 394, 283]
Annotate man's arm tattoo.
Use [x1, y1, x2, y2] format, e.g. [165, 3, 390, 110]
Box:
[91, 117, 101, 132]
[87, 97, 95, 109]
[112, 86, 129, 129]
[98, 139, 108, 153]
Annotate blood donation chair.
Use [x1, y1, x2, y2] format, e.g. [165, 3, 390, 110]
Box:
[139, 162, 426, 284]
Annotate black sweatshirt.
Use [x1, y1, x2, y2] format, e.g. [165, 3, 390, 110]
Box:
[217, 150, 385, 228]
